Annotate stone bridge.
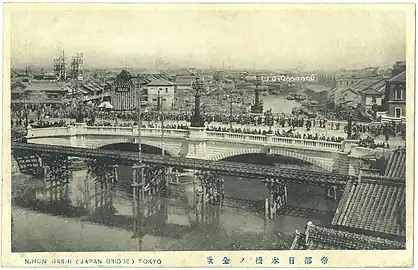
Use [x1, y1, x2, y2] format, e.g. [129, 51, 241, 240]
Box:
[26, 123, 373, 175]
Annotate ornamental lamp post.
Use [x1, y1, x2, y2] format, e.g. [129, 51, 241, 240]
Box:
[251, 75, 263, 114]
[190, 75, 205, 127]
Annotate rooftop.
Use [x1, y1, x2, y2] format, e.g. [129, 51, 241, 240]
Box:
[388, 71, 406, 83]
[291, 222, 405, 250]
[175, 79, 194, 86]
[13, 80, 70, 92]
[332, 175, 405, 238]
[113, 70, 135, 89]
[362, 87, 381, 95]
[384, 148, 406, 178]
[147, 78, 175, 87]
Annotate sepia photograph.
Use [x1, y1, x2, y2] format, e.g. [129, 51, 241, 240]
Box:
[2, 2, 415, 268]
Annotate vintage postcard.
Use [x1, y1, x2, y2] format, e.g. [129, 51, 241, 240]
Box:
[1, 2, 415, 268]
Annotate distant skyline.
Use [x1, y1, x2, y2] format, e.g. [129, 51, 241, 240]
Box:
[8, 4, 408, 72]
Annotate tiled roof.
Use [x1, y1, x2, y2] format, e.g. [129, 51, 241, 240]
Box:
[82, 77, 107, 93]
[11, 80, 30, 90]
[11, 99, 64, 104]
[113, 70, 135, 89]
[341, 87, 358, 94]
[175, 79, 194, 86]
[376, 85, 386, 94]
[388, 71, 406, 83]
[384, 148, 406, 178]
[369, 79, 387, 90]
[23, 81, 69, 92]
[115, 70, 133, 80]
[147, 78, 174, 86]
[332, 177, 405, 237]
[350, 78, 384, 93]
[362, 87, 381, 95]
[291, 223, 405, 250]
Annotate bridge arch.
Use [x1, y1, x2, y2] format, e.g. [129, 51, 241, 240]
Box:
[90, 139, 177, 156]
[209, 147, 333, 172]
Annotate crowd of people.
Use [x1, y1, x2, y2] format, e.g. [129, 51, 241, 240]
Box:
[11, 103, 406, 150]
[358, 136, 390, 149]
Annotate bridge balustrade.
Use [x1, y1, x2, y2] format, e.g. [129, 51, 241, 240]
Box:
[247, 134, 267, 142]
[28, 125, 344, 152]
[271, 136, 342, 151]
[84, 126, 134, 136]
[27, 126, 70, 137]
[140, 128, 188, 138]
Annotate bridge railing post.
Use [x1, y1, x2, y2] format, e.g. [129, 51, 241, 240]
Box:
[266, 133, 273, 144]
[27, 125, 33, 137]
[342, 139, 360, 153]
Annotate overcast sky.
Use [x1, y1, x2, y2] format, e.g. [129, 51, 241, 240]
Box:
[8, 4, 408, 71]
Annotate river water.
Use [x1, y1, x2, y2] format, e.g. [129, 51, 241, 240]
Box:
[260, 94, 301, 114]
[11, 152, 338, 252]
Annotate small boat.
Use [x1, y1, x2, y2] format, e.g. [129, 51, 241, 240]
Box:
[286, 95, 295, 100]
[294, 94, 307, 101]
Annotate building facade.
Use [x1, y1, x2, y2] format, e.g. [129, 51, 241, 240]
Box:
[363, 89, 383, 107]
[385, 71, 406, 119]
[11, 80, 70, 109]
[110, 70, 137, 111]
[146, 79, 175, 110]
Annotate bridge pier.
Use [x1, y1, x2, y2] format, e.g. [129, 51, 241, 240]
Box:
[132, 164, 169, 203]
[84, 168, 91, 210]
[132, 164, 146, 204]
[196, 171, 225, 206]
[144, 165, 169, 198]
[42, 154, 72, 187]
[86, 161, 118, 216]
[263, 178, 288, 220]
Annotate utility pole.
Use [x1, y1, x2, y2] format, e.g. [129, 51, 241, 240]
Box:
[229, 95, 233, 132]
[132, 77, 146, 238]
[157, 89, 165, 156]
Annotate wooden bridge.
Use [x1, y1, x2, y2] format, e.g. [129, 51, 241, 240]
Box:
[12, 142, 354, 185]
[12, 142, 356, 220]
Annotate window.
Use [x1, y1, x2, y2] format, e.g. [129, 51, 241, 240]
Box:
[166, 88, 168, 93]
[372, 97, 376, 103]
[395, 107, 402, 118]
[395, 87, 403, 100]
[152, 98, 157, 101]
